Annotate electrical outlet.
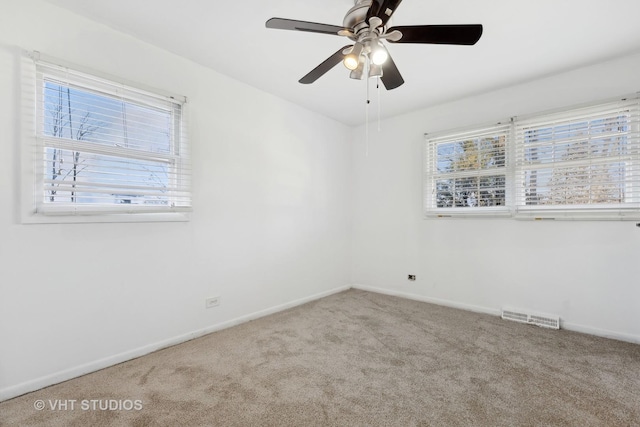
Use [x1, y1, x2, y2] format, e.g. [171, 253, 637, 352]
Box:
[408, 275, 416, 281]
[205, 296, 220, 308]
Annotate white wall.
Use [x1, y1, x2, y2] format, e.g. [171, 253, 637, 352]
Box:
[0, 1, 352, 400]
[351, 52, 640, 344]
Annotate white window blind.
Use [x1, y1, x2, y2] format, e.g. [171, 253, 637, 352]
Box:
[514, 99, 640, 219]
[24, 53, 191, 219]
[424, 123, 511, 217]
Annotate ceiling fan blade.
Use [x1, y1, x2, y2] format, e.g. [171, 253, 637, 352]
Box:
[266, 18, 348, 36]
[299, 45, 352, 84]
[387, 24, 483, 45]
[366, 0, 383, 22]
[372, 0, 403, 27]
[380, 54, 404, 90]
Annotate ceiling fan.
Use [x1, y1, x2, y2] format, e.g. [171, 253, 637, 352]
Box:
[266, 0, 483, 90]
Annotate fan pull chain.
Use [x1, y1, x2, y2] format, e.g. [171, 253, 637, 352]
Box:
[377, 77, 381, 132]
[365, 61, 370, 157]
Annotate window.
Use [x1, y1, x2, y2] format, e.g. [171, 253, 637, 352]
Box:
[514, 100, 640, 218]
[424, 123, 511, 217]
[423, 97, 640, 220]
[22, 52, 191, 222]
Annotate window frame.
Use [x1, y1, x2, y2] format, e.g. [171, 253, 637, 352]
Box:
[513, 99, 640, 220]
[423, 96, 640, 221]
[20, 51, 191, 224]
[423, 122, 512, 218]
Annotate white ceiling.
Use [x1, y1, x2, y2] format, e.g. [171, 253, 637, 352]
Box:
[45, 0, 640, 126]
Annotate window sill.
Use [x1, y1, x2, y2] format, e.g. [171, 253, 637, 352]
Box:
[424, 208, 512, 219]
[514, 209, 640, 221]
[423, 209, 640, 221]
[21, 210, 191, 224]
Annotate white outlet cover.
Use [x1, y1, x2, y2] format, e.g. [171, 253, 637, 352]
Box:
[205, 297, 220, 308]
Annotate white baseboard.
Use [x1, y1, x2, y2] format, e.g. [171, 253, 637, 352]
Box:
[353, 284, 640, 345]
[0, 285, 351, 402]
[561, 321, 640, 345]
[351, 284, 502, 317]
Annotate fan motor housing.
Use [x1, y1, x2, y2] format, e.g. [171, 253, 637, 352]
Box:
[343, 0, 372, 33]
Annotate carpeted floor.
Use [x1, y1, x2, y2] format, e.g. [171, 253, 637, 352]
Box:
[1, 289, 639, 426]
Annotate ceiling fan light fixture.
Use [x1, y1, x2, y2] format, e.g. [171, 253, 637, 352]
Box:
[343, 42, 364, 70]
[349, 61, 365, 80]
[344, 55, 360, 71]
[368, 62, 383, 78]
[370, 43, 389, 65]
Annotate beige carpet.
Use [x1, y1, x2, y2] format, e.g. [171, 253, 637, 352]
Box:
[1, 289, 639, 426]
